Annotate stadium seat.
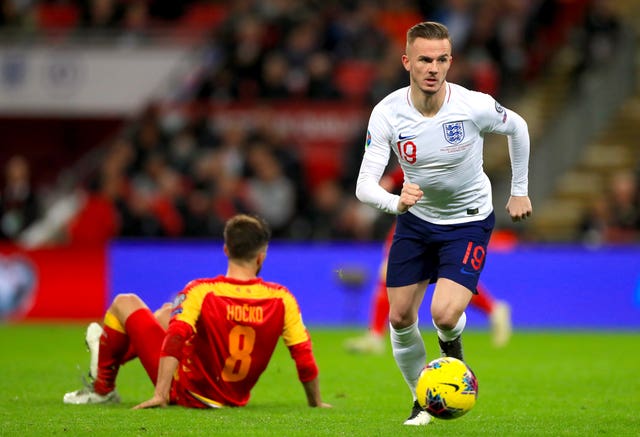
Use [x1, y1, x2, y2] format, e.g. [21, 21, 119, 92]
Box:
[333, 60, 376, 102]
[301, 141, 343, 190]
[36, 3, 79, 31]
[177, 3, 228, 31]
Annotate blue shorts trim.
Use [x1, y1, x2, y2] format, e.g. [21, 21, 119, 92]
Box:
[386, 211, 495, 292]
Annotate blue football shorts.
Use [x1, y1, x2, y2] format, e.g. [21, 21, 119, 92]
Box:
[386, 210, 495, 293]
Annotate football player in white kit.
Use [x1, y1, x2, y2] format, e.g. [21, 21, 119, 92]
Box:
[355, 21, 532, 426]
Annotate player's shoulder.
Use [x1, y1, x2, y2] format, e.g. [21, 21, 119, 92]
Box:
[447, 82, 499, 120]
[374, 87, 410, 112]
[183, 276, 224, 291]
[183, 276, 298, 304]
[370, 86, 411, 125]
[258, 278, 287, 291]
[448, 82, 494, 106]
[259, 279, 297, 298]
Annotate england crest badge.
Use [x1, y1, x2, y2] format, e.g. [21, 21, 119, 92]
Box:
[443, 121, 465, 144]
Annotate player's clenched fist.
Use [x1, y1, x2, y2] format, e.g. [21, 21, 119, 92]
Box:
[398, 182, 423, 213]
[505, 195, 532, 222]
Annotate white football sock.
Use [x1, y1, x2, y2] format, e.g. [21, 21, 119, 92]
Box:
[390, 320, 426, 399]
[434, 311, 467, 342]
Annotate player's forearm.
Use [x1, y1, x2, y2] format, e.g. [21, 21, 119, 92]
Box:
[301, 377, 324, 407]
[356, 173, 402, 214]
[506, 110, 530, 196]
[356, 142, 402, 214]
[154, 356, 179, 401]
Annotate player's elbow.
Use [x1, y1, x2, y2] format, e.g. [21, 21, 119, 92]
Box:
[355, 182, 376, 208]
[355, 173, 376, 204]
[355, 183, 366, 203]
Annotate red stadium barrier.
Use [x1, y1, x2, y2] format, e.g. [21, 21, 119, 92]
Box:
[0, 243, 107, 321]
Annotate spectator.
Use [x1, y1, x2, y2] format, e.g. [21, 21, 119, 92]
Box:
[216, 124, 249, 178]
[579, 170, 640, 244]
[579, 195, 610, 246]
[606, 171, 640, 241]
[571, 0, 622, 87]
[67, 168, 122, 245]
[211, 172, 250, 228]
[250, 107, 309, 214]
[130, 107, 168, 176]
[179, 188, 218, 237]
[0, 155, 39, 240]
[243, 143, 296, 237]
[305, 179, 346, 240]
[119, 0, 150, 47]
[432, 0, 474, 52]
[78, 0, 123, 31]
[127, 152, 184, 237]
[0, 0, 35, 30]
[366, 43, 411, 106]
[305, 51, 342, 100]
[330, 2, 389, 61]
[221, 13, 270, 100]
[67, 138, 133, 244]
[167, 126, 199, 177]
[490, 0, 531, 97]
[259, 51, 293, 99]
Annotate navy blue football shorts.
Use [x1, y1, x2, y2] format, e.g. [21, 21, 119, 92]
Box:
[386, 210, 495, 293]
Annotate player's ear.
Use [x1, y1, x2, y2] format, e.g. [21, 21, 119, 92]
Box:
[256, 249, 267, 265]
[223, 244, 230, 257]
[402, 54, 410, 71]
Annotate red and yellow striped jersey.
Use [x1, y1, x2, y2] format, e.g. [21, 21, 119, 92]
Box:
[167, 275, 312, 407]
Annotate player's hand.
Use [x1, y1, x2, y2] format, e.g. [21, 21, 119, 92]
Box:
[132, 394, 169, 410]
[505, 196, 532, 222]
[398, 182, 423, 213]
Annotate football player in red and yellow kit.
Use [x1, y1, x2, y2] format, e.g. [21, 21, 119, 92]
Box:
[64, 214, 331, 409]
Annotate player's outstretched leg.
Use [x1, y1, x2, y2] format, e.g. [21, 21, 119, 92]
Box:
[63, 323, 121, 405]
[490, 300, 512, 348]
[86, 322, 102, 380]
[471, 284, 512, 348]
[344, 277, 389, 355]
[63, 384, 121, 405]
[343, 332, 385, 354]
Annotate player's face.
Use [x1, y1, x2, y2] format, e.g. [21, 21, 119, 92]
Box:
[402, 38, 452, 96]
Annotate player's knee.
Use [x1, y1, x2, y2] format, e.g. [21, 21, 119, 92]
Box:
[154, 302, 173, 329]
[388, 309, 415, 329]
[432, 310, 460, 331]
[111, 293, 145, 313]
[155, 302, 172, 313]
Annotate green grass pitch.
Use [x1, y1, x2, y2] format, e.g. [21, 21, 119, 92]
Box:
[1, 324, 638, 436]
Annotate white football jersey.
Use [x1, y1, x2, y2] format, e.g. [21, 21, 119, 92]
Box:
[356, 82, 529, 224]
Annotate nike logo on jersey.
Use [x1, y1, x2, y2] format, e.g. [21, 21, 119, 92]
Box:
[398, 133, 416, 140]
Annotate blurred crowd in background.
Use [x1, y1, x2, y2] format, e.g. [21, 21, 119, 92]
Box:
[1, 0, 638, 245]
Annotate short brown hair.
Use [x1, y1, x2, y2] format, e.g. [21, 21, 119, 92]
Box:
[406, 21, 451, 47]
[223, 214, 271, 261]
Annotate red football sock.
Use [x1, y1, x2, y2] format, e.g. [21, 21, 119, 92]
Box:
[469, 283, 495, 314]
[370, 279, 390, 336]
[125, 308, 162, 383]
[94, 325, 129, 395]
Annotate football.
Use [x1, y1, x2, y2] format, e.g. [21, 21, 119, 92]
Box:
[416, 357, 478, 419]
